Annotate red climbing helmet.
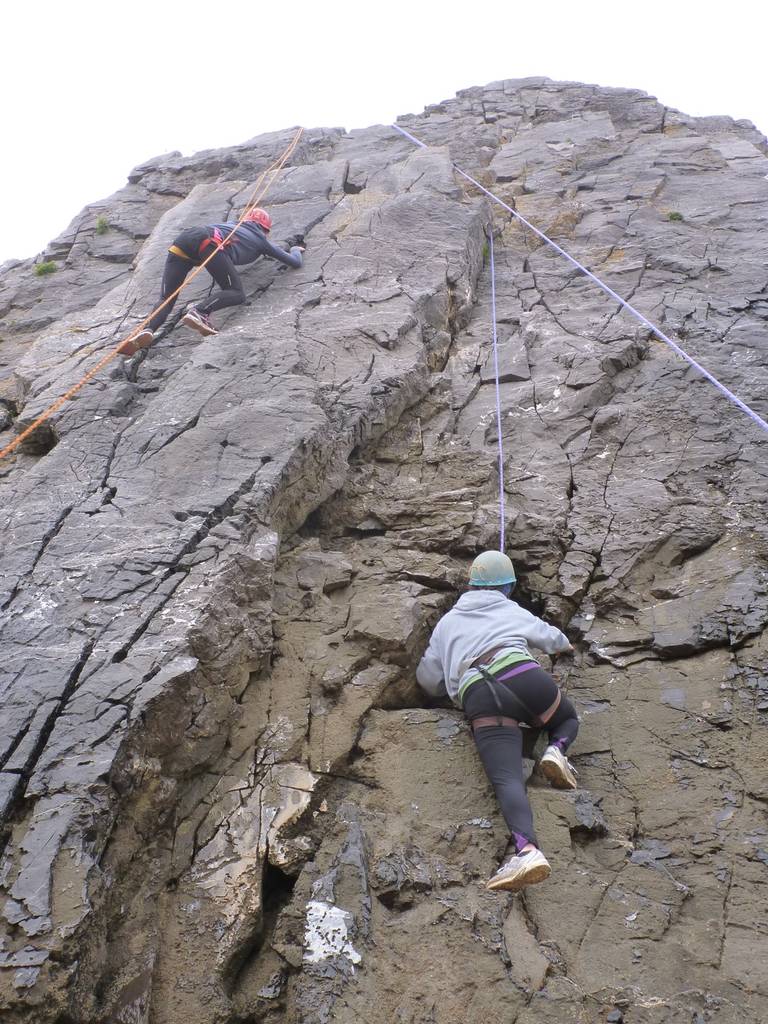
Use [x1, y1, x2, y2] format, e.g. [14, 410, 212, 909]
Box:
[244, 207, 272, 232]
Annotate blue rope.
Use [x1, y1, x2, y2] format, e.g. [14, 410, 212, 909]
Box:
[487, 227, 506, 551]
[392, 123, 768, 438]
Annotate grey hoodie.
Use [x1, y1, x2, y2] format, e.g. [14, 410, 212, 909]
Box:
[416, 590, 570, 706]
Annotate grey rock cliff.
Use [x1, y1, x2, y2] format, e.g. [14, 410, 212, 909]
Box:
[1, 78, 767, 1023]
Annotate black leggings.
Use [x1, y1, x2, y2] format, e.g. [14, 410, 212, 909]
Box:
[149, 228, 246, 331]
[463, 665, 579, 848]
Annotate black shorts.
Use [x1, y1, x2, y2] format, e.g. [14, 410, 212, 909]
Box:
[462, 665, 560, 725]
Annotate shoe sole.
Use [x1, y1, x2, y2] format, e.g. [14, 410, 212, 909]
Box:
[486, 862, 551, 892]
[182, 313, 217, 336]
[118, 329, 154, 357]
[134, 330, 154, 351]
[540, 757, 577, 790]
[118, 338, 139, 356]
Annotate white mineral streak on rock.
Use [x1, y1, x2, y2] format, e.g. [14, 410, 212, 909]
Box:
[265, 715, 295, 752]
[249, 530, 279, 561]
[21, 595, 57, 620]
[191, 764, 317, 923]
[264, 764, 318, 866]
[303, 900, 361, 966]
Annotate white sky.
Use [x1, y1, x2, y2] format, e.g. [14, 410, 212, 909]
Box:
[3, 0, 767, 264]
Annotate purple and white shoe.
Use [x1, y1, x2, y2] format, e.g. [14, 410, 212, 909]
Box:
[486, 848, 551, 892]
[540, 745, 578, 790]
[182, 306, 218, 337]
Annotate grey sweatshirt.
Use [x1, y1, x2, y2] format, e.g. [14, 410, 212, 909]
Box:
[416, 590, 571, 706]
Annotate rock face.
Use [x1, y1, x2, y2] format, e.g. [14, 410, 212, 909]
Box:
[1, 78, 767, 1023]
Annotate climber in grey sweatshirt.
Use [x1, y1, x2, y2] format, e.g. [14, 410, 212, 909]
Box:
[415, 550, 579, 894]
[416, 587, 572, 707]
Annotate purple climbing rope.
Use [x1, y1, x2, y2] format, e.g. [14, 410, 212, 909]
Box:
[487, 227, 506, 551]
[392, 123, 768, 438]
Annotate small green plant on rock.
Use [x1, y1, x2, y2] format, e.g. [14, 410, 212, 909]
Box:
[668, 211, 684, 221]
[95, 215, 109, 235]
[34, 260, 58, 277]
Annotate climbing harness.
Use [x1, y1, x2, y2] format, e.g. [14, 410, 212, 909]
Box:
[477, 665, 540, 725]
[392, 123, 768, 439]
[168, 230, 226, 262]
[0, 127, 304, 462]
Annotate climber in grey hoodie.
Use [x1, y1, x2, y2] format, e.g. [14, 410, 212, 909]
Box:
[416, 550, 579, 893]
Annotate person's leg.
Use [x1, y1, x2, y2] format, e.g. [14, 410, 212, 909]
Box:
[148, 253, 191, 331]
[471, 719, 552, 891]
[196, 247, 246, 315]
[464, 680, 552, 891]
[543, 694, 579, 752]
[463, 683, 538, 849]
[472, 722, 538, 849]
[539, 694, 579, 789]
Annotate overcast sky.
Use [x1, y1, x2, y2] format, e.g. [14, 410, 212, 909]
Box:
[3, 0, 766, 265]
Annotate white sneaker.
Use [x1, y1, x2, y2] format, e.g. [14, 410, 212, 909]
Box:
[540, 744, 578, 790]
[486, 848, 551, 892]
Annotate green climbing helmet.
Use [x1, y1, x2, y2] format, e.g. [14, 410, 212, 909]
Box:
[468, 550, 516, 587]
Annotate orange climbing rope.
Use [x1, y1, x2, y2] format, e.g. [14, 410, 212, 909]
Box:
[0, 126, 305, 463]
